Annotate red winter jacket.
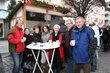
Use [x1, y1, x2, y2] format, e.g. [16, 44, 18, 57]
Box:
[48, 33, 64, 61]
[8, 26, 25, 52]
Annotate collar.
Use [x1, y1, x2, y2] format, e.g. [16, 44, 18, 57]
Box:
[15, 26, 22, 30]
[74, 24, 86, 31]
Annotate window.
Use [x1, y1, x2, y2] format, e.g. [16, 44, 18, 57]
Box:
[26, 11, 45, 21]
[0, 23, 3, 38]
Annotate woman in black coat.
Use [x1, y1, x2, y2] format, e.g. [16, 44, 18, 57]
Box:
[22, 28, 34, 73]
[102, 26, 109, 52]
[32, 24, 42, 73]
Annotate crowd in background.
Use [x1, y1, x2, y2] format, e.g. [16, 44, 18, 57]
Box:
[101, 25, 110, 52]
[8, 16, 110, 73]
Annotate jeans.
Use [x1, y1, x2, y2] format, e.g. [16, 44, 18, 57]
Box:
[11, 52, 23, 73]
[67, 58, 74, 73]
[91, 50, 97, 71]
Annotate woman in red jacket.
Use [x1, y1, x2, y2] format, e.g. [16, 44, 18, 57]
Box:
[48, 24, 64, 73]
[8, 19, 26, 73]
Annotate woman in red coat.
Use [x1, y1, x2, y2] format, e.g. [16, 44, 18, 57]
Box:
[8, 19, 26, 73]
[48, 24, 64, 73]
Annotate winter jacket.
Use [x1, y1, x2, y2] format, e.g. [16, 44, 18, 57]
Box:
[32, 32, 42, 61]
[24, 34, 33, 55]
[91, 25, 100, 46]
[32, 32, 42, 43]
[102, 28, 108, 44]
[88, 27, 97, 62]
[41, 31, 52, 43]
[71, 25, 92, 64]
[48, 32, 64, 61]
[64, 27, 74, 59]
[22, 34, 34, 63]
[8, 26, 25, 53]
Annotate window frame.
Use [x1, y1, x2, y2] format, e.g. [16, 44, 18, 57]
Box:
[0, 23, 4, 38]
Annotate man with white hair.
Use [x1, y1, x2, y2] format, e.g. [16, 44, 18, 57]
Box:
[71, 16, 93, 73]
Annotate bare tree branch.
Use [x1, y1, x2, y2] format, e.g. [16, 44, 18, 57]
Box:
[65, 0, 106, 17]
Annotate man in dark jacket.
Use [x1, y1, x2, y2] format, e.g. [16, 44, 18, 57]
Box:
[64, 19, 74, 73]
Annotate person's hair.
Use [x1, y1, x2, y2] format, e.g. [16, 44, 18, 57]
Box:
[75, 16, 85, 23]
[15, 19, 23, 25]
[42, 25, 50, 32]
[60, 19, 65, 24]
[33, 24, 41, 32]
[53, 24, 60, 29]
[66, 19, 73, 25]
[24, 28, 30, 32]
[91, 22, 96, 26]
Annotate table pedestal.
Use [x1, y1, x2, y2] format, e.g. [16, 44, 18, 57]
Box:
[31, 49, 56, 73]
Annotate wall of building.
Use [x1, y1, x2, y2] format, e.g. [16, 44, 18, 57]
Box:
[0, 20, 9, 40]
[0, 0, 9, 10]
[105, 2, 110, 25]
[10, 7, 23, 27]
[26, 20, 45, 31]
[3, 22, 9, 40]
[0, 1, 5, 10]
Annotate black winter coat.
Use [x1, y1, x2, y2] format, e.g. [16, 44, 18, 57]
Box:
[64, 27, 73, 59]
[22, 34, 34, 63]
[33, 32, 42, 43]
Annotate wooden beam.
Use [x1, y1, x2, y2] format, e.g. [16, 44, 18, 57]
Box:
[22, 4, 26, 28]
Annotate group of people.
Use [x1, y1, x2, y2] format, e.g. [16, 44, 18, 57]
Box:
[8, 16, 101, 73]
[102, 25, 110, 52]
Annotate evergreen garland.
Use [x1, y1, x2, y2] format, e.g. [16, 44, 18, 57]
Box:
[8, 0, 16, 12]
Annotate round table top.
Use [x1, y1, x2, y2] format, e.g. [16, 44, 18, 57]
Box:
[27, 42, 60, 50]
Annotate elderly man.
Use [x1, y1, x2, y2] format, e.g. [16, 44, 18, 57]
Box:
[71, 17, 93, 73]
[64, 19, 74, 73]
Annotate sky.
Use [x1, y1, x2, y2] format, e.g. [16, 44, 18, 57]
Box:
[105, 0, 110, 2]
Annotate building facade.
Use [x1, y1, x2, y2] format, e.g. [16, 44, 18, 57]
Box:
[8, 0, 69, 30]
[86, 6, 105, 27]
[105, 2, 110, 25]
[0, 0, 9, 39]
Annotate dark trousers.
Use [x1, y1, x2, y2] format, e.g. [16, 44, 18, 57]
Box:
[52, 50, 61, 73]
[103, 43, 108, 52]
[74, 63, 90, 73]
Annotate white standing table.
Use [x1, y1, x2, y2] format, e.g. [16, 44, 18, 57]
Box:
[27, 42, 60, 73]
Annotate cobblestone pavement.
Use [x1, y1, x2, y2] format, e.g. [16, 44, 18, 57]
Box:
[1, 50, 110, 73]
[2, 53, 13, 73]
[90, 51, 110, 73]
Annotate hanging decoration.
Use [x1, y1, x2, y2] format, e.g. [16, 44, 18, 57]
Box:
[21, 0, 31, 5]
